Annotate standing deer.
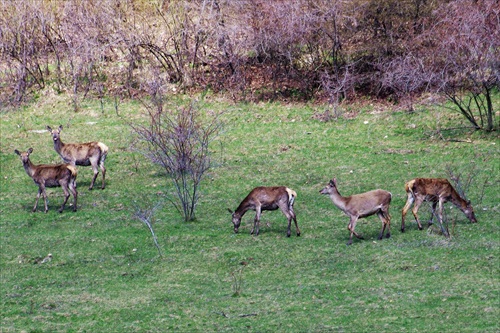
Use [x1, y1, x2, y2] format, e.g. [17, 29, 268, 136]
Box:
[320, 178, 392, 245]
[228, 186, 300, 237]
[15, 148, 78, 213]
[47, 125, 108, 190]
[401, 178, 477, 236]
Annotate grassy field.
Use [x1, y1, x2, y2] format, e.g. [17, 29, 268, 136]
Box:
[1, 92, 499, 332]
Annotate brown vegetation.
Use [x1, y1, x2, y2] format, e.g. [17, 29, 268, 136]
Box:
[1, 0, 498, 129]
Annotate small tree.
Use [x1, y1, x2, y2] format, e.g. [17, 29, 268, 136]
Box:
[132, 88, 222, 221]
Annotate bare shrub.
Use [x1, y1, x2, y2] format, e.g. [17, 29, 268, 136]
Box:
[133, 202, 163, 257]
[131, 83, 222, 222]
[382, 0, 499, 131]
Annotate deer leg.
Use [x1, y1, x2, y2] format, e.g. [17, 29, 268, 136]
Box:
[33, 188, 42, 212]
[377, 211, 391, 240]
[59, 184, 70, 213]
[69, 180, 78, 212]
[412, 197, 425, 230]
[89, 162, 99, 190]
[347, 217, 362, 245]
[252, 207, 261, 236]
[290, 206, 300, 236]
[41, 188, 49, 213]
[401, 194, 414, 232]
[99, 159, 106, 190]
[280, 205, 293, 237]
[437, 199, 450, 238]
[429, 201, 437, 226]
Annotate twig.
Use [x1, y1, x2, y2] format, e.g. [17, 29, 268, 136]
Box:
[133, 202, 163, 257]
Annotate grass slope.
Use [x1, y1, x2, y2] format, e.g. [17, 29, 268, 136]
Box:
[1, 93, 499, 332]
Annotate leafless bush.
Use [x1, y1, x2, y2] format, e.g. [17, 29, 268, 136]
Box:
[382, 0, 499, 131]
[131, 84, 222, 221]
[3, 0, 494, 108]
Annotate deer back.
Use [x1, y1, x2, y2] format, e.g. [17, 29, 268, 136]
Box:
[32, 164, 76, 186]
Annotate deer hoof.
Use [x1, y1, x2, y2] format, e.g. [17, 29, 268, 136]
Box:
[385, 233, 391, 239]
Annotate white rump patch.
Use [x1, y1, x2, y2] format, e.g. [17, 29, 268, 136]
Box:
[285, 188, 297, 206]
[97, 142, 109, 154]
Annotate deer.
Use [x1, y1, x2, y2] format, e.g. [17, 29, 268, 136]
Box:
[320, 178, 392, 245]
[401, 178, 477, 236]
[15, 148, 78, 213]
[227, 186, 300, 237]
[47, 125, 108, 190]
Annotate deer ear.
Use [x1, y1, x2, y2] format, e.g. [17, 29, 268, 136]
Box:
[46, 126, 52, 131]
[27, 148, 33, 154]
[14, 149, 20, 156]
[227, 208, 234, 214]
[58, 125, 63, 131]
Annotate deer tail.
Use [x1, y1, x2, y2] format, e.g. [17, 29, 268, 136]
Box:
[97, 142, 109, 155]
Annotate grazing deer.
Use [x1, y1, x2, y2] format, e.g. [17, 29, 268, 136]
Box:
[15, 148, 78, 213]
[47, 125, 108, 190]
[401, 178, 477, 236]
[320, 178, 392, 245]
[228, 186, 300, 237]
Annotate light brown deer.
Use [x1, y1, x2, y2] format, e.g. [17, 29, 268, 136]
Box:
[320, 178, 392, 245]
[228, 186, 300, 237]
[401, 178, 477, 236]
[47, 125, 108, 190]
[15, 148, 78, 213]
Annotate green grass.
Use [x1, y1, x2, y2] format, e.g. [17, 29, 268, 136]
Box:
[1, 92, 499, 332]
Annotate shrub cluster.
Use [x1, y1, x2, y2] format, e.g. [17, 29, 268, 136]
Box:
[1, 0, 498, 129]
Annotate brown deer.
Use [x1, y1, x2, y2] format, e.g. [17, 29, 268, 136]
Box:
[15, 148, 78, 213]
[228, 186, 300, 237]
[320, 178, 392, 245]
[47, 125, 108, 190]
[401, 178, 477, 236]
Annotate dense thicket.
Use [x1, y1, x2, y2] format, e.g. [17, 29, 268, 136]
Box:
[1, 0, 498, 129]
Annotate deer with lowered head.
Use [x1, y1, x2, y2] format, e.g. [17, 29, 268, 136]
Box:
[15, 148, 78, 213]
[47, 125, 108, 190]
[320, 178, 392, 245]
[401, 178, 477, 236]
[228, 186, 300, 237]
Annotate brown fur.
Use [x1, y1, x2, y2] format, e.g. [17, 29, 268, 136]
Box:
[401, 178, 477, 236]
[15, 148, 78, 213]
[320, 178, 392, 245]
[47, 125, 108, 190]
[228, 186, 300, 237]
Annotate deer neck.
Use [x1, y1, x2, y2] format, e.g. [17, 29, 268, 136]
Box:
[22, 159, 36, 178]
[449, 189, 467, 210]
[328, 189, 348, 212]
[53, 138, 65, 154]
[235, 200, 252, 218]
